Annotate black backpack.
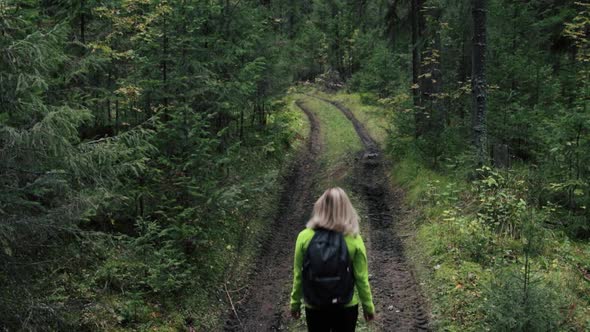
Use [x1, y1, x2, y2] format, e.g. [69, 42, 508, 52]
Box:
[302, 228, 355, 307]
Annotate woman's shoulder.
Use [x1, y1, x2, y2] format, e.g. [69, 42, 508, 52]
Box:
[344, 232, 363, 239]
[296, 228, 315, 241]
[344, 233, 364, 246]
[299, 227, 314, 235]
[295, 228, 316, 250]
[298, 228, 362, 241]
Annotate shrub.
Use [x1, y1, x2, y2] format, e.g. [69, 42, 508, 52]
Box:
[484, 267, 563, 331]
[473, 167, 528, 238]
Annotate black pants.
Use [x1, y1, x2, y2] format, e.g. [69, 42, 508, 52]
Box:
[305, 305, 358, 332]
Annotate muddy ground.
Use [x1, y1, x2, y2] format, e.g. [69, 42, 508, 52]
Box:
[327, 99, 429, 331]
[225, 96, 429, 331]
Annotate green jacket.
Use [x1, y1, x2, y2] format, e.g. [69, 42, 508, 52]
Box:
[290, 228, 375, 315]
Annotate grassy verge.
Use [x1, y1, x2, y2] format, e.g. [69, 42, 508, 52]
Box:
[393, 157, 590, 331]
[314, 90, 390, 146]
[330, 91, 590, 331]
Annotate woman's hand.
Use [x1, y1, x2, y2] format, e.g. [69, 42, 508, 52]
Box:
[364, 311, 375, 322]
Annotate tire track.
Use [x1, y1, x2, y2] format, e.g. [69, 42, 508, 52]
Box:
[224, 100, 322, 331]
[313, 96, 430, 331]
[225, 95, 429, 331]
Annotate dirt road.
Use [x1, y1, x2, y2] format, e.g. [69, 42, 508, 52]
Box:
[323, 98, 429, 331]
[225, 96, 429, 331]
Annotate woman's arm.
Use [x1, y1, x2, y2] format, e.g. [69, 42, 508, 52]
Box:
[290, 231, 305, 314]
[354, 235, 375, 316]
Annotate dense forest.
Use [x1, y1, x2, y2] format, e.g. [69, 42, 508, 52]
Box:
[1, 0, 588, 331]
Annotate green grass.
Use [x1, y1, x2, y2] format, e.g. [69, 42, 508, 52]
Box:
[301, 96, 361, 164]
[392, 149, 590, 331]
[284, 93, 311, 147]
[290, 94, 362, 189]
[314, 90, 390, 146]
[318, 88, 590, 331]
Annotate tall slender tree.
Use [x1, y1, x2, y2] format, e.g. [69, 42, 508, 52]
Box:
[472, 0, 487, 166]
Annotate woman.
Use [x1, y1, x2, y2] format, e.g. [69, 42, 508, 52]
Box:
[290, 187, 375, 331]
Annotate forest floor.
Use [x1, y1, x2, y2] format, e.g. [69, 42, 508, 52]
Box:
[224, 93, 429, 331]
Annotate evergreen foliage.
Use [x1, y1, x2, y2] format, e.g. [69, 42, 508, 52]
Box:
[1, 0, 589, 329]
[0, 0, 303, 329]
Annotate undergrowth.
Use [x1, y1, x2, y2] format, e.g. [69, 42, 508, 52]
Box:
[331, 92, 590, 331]
[397, 157, 590, 331]
[3, 98, 310, 331]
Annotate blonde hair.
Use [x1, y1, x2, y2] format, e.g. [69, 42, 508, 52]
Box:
[306, 187, 360, 236]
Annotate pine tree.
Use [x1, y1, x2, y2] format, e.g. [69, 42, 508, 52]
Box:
[472, 0, 488, 166]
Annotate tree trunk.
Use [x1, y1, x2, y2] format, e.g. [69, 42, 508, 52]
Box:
[472, 0, 488, 166]
[115, 99, 119, 134]
[357, 0, 367, 32]
[107, 99, 111, 125]
[80, 0, 85, 44]
[239, 108, 244, 140]
[417, 6, 444, 138]
[418, 9, 444, 141]
[288, 0, 296, 37]
[162, 25, 168, 110]
[493, 144, 510, 168]
[412, 0, 426, 138]
[411, 0, 420, 106]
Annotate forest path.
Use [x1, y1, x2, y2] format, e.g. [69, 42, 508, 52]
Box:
[226, 95, 429, 331]
[311, 96, 430, 331]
